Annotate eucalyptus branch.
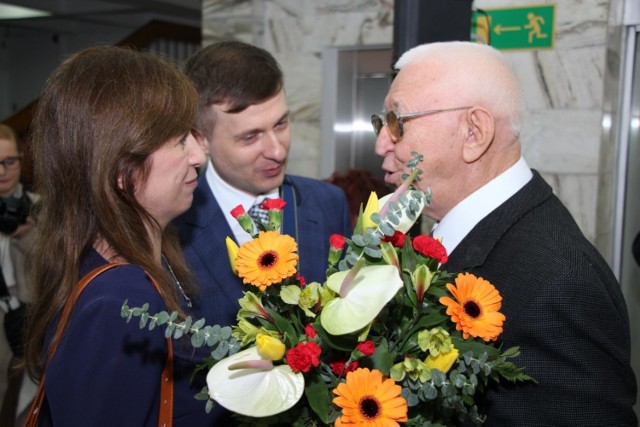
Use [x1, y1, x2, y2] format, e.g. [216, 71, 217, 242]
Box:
[121, 300, 241, 360]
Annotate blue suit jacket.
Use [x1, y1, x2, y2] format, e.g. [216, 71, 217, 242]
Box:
[174, 174, 352, 327]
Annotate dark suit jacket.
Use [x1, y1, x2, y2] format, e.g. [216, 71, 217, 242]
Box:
[448, 171, 637, 426]
[174, 174, 352, 327]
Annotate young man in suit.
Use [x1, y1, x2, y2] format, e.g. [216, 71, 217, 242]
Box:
[174, 41, 352, 328]
[373, 41, 637, 426]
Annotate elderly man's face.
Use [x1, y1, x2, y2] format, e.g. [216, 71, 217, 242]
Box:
[374, 62, 469, 221]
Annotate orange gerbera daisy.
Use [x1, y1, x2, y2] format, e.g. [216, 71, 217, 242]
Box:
[439, 272, 505, 342]
[332, 367, 408, 426]
[236, 231, 298, 291]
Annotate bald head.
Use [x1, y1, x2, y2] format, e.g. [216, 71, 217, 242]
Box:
[396, 41, 524, 140]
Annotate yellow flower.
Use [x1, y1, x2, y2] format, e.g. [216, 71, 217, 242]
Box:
[425, 346, 459, 373]
[236, 231, 298, 291]
[255, 333, 286, 361]
[231, 318, 259, 346]
[418, 327, 453, 356]
[226, 236, 239, 275]
[390, 357, 430, 382]
[362, 191, 379, 229]
[333, 368, 408, 426]
[439, 272, 506, 341]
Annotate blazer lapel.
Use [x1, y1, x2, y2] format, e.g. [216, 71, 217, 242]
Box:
[447, 171, 552, 272]
[281, 177, 325, 280]
[183, 177, 244, 305]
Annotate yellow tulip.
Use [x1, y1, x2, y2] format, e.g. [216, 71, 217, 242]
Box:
[226, 236, 239, 275]
[362, 191, 379, 229]
[255, 333, 286, 361]
[425, 346, 459, 373]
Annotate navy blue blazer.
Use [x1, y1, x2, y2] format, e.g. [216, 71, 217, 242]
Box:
[448, 171, 637, 426]
[174, 174, 352, 328]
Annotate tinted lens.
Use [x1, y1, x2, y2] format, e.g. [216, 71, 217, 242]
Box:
[371, 115, 383, 136]
[386, 111, 402, 142]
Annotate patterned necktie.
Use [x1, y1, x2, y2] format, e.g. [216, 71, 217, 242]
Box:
[248, 202, 269, 226]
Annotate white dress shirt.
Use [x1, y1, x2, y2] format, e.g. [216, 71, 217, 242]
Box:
[205, 160, 278, 245]
[431, 157, 533, 255]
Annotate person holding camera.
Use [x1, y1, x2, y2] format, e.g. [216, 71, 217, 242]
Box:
[0, 123, 38, 426]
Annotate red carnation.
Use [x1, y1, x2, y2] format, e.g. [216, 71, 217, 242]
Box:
[329, 234, 346, 250]
[230, 205, 245, 219]
[286, 341, 322, 373]
[296, 274, 306, 288]
[329, 358, 359, 376]
[412, 235, 448, 264]
[355, 340, 375, 357]
[304, 324, 317, 338]
[260, 198, 287, 211]
[383, 230, 407, 248]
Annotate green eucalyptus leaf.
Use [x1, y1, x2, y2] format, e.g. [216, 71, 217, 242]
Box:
[192, 317, 206, 330]
[379, 222, 395, 237]
[363, 246, 382, 258]
[191, 330, 205, 348]
[211, 340, 230, 360]
[165, 323, 176, 339]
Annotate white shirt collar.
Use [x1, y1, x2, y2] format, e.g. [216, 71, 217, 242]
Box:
[432, 157, 533, 255]
[205, 160, 278, 244]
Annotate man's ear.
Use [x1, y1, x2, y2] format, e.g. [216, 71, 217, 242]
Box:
[462, 107, 494, 163]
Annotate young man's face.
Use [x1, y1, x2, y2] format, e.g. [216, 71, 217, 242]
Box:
[206, 90, 291, 197]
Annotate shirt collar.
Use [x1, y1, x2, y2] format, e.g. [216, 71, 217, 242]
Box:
[205, 160, 279, 244]
[432, 157, 533, 255]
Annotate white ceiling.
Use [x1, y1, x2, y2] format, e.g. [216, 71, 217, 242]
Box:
[0, 0, 201, 34]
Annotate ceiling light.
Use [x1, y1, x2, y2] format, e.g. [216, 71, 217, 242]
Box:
[0, 3, 51, 20]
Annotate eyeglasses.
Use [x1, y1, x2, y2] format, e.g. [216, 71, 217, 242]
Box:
[371, 106, 472, 142]
[0, 156, 22, 170]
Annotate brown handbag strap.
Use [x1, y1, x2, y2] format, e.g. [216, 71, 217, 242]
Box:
[24, 263, 174, 427]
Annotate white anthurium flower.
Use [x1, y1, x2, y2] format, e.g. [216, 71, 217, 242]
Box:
[378, 192, 425, 234]
[206, 346, 304, 417]
[320, 264, 402, 335]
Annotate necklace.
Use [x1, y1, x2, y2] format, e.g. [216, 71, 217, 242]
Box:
[161, 254, 192, 308]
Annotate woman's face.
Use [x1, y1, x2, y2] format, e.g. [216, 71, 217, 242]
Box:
[134, 131, 205, 228]
[0, 138, 22, 198]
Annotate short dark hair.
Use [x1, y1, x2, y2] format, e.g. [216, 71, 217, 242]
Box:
[184, 41, 283, 137]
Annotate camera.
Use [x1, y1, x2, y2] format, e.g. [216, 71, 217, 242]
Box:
[0, 193, 32, 234]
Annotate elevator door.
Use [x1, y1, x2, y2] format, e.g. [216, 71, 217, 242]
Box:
[320, 46, 393, 180]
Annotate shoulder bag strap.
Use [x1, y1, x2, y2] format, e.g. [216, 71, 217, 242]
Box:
[24, 263, 174, 427]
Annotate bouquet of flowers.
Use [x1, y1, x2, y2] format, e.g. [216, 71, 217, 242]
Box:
[122, 158, 534, 426]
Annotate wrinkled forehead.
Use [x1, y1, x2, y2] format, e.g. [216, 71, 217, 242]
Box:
[386, 60, 450, 110]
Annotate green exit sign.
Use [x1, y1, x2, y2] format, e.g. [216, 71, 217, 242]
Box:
[472, 4, 556, 51]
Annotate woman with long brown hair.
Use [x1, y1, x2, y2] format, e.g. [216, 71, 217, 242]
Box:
[23, 45, 212, 425]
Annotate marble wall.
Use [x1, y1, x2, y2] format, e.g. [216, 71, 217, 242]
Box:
[202, 0, 609, 244]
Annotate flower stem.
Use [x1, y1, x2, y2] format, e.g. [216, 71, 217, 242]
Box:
[379, 168, 420, 217]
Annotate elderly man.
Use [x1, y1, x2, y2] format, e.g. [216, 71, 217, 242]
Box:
[374, 41, 637, 426]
